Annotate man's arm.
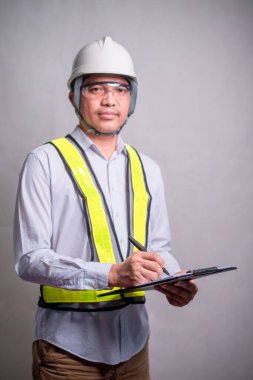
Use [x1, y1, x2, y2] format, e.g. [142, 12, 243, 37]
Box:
[14, 152, 111, 290]
[140, 157, 198, 306]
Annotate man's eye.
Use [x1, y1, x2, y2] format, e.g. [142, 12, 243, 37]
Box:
[116, 87, 128, 94]
[89, 86, 103, 94]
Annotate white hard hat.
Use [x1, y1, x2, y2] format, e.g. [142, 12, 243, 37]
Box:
[67, 36, 137, 89]
[69, 36, 138, 120]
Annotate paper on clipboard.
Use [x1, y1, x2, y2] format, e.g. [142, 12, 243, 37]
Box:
[99, 265, 237, 297]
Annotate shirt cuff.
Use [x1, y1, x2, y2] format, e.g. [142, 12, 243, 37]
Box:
[82, 262, 113, 289]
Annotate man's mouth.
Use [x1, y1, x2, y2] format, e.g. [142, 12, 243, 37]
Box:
[98, 111, 119, 120]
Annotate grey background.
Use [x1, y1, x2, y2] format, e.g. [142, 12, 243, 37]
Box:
[0, 0, 252, 379]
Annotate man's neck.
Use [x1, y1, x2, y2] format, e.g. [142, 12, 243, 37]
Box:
[90, 134, 117, 159]
[79, 125, 117, 159]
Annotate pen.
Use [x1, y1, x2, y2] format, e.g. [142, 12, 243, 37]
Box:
[128, 236, 170, 276]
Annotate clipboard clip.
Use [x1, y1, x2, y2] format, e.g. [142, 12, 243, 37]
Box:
[187, 266, 218, 275]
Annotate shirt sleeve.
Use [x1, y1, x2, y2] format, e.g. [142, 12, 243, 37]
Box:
[146, 160, 181, 275]
[13, 151, 112, 290]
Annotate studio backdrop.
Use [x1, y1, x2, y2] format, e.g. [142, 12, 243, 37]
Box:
[0, 1, 252, 379]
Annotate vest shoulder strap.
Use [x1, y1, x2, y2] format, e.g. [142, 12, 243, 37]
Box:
[51, 137, 115, 264]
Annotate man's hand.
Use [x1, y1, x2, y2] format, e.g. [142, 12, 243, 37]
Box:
[155, 271, 198, 307]
[108, 251, 165, 288]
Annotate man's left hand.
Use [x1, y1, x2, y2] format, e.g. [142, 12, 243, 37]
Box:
[155, 271, 198, 307]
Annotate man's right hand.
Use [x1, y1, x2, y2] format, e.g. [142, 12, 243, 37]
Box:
[108, 251, 165, 288]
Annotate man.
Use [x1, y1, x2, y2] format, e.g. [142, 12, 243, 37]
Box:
[14, 36, 197, 380]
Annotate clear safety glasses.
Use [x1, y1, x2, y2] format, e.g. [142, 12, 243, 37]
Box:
[81, 81, 131, 100]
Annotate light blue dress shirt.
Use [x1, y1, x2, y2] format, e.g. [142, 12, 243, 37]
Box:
[14, 126, 180, 365]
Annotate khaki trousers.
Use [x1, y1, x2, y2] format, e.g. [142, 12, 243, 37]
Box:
[32, 340, 150, 380]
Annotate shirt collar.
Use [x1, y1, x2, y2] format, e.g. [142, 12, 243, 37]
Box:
[70, 125, 127, 157]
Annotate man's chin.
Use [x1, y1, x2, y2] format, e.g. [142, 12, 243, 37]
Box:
[80, 123, 121, 136]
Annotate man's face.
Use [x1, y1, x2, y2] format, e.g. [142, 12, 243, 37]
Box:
[79, 74, 131, 134]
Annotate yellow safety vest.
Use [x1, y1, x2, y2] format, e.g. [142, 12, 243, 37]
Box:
[39, 136, 151, 311]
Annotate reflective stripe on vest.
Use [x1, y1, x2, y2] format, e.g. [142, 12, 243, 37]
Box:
[125, 144, 150, 252]
[39, 137, 151, 311]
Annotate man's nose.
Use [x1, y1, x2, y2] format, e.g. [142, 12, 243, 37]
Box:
[101, 89, 116, 106]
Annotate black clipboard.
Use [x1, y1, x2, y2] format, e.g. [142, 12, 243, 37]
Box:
[99, 266, 237, 296]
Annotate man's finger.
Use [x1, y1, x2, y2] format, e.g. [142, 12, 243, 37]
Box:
[139, 252, 165, 267]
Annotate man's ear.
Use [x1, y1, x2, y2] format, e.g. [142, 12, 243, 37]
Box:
[69, 91, 74, 105]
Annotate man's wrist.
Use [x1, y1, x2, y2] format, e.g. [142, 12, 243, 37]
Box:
[108, 263, 121, 287]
